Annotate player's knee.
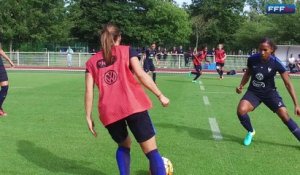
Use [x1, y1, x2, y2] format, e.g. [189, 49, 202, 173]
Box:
[276, 107, 289, 122]
[237, 106, 248, 116]
[119, 136, 132, 148]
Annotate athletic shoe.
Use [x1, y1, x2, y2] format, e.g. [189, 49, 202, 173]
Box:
[192, 80, 197, 83]
[0, 109, 7, 117]
[243, 130, 255, 146]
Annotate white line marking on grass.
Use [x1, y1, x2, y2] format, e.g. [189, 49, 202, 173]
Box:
[200, 85, 205, 91]
[203, 96, 210, 105]
[209, 118, 223, 140]
[203, 91, 233, 94]
[198, 80, 202, 85]
[11, 87, 33, 89]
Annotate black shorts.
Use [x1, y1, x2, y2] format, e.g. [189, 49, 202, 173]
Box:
[241, 90, 286, 113]
[216, 63, 224, 69]
[143, 59, 155, 72]
[106, 111, 155, 143]
[0, 66, 8, 82]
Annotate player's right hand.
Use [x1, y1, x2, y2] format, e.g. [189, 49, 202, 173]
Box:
[236, 86, 243, 94]
[86, 117, 97, 137]
[158, 94, 169, 107]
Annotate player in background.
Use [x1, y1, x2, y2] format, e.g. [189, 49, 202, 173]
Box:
[0, 46, 15, 117]
[214, 43, 226, 79]
[236, 38, 300, 146]
[143, 43, 159, 83]
[85, 23, 169, 175]
[189, 46, 210, 83]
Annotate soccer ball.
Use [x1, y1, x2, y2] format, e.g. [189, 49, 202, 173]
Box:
[149, 157, 174, 175]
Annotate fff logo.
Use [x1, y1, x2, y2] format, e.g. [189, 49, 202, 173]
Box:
[266, 4, 296, 14]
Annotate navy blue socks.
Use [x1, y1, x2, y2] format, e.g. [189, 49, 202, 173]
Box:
[238, 113, 254, 132]
[146, 149, 165, 175]
[285, 118, 300, 141]
[152, 72, 156, 82]
[116, 146, 130, 175]
[0, 86, 8, 109]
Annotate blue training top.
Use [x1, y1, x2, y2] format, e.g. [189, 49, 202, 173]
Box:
[247, 53, 286, 94]
[0, 57, 4, 66]
[145, 49, 156, 60]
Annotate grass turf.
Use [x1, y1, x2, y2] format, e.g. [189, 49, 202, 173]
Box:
[0, 70, 299, 175]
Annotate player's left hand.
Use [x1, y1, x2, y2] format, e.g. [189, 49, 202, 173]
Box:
[295, 105, 300, 116]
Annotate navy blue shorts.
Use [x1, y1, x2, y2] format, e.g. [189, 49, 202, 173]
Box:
[241, 90, 285, 113]
[0, 66, 8, 82]
[194, 65, 202, 72]
[216, 62, 224, 69]
[106, 111, 155, 143]
[143, 59, 155, 72]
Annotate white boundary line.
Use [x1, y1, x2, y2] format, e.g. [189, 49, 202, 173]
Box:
[10, 87, 32, 89]
[209, 118, 223, 140]
[203, 96, 210, 105]
[200, 85, 205, 91]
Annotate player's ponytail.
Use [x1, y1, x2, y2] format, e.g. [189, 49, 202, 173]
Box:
[100, 23, 121, 65]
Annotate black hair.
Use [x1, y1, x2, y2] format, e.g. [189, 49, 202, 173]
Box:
[259, 37, 277, 54]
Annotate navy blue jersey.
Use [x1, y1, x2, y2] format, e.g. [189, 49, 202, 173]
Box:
[247, 53, 286, 94]
[0, 57, 3, 66]
[129, 47, 139, 59]
[145, 49, 156, 60]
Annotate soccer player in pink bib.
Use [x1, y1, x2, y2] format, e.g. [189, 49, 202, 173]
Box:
[85, 23, 169, 175]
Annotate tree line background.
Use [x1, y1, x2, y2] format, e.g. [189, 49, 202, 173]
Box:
[0, 0, 299, 53]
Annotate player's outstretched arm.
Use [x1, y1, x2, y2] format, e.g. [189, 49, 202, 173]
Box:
[0, 49, 15, 67]
[85, 73, 97, 137]
[280, 72, 300, 116]
[130, 56, 169, 107]
[236, 68, 250, 94]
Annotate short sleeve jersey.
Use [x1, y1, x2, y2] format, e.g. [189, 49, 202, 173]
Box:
[215, 49, 226, 63]
[247, 53, 286, 94]
[145, 49, 156, 60]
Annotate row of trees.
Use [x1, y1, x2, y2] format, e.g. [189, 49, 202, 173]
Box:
[0, 0, 299, 52]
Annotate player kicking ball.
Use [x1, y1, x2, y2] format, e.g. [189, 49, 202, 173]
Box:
[236, 38, 300, 146]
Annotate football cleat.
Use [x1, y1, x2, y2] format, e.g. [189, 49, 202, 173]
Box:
[244, 130, 255, 146]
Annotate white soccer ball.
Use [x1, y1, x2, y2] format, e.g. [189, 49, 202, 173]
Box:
[149, 157, 174, 175]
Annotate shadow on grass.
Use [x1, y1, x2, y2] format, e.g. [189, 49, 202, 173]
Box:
[155, 123, 299, 150]
[17, 140, 106, 175]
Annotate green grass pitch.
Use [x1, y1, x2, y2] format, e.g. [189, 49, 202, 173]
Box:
[0, 70, 299, 175]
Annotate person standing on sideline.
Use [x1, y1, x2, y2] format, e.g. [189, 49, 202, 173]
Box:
[66, 46, 74, 67]
[0, 46, 15, 117]
[143, 43, 159, 83]
[236, 38, 300, 146]
[288, 54, 296, 72]
[215, 43, 226, 79]
[85, 23, 169, 175]
[189, 46, 210, 83]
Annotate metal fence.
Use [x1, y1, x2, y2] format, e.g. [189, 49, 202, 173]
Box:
[6, 52, 249, 71]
